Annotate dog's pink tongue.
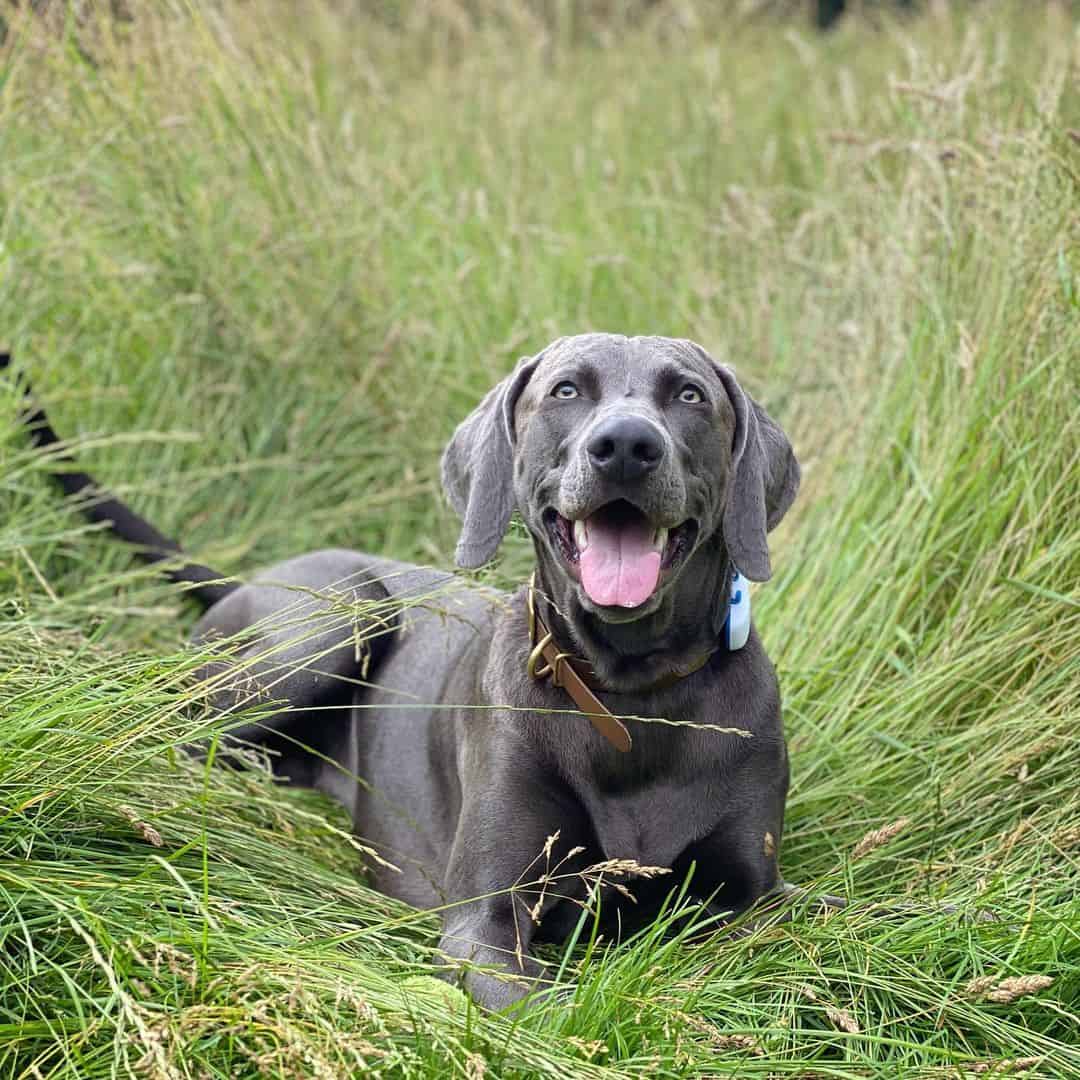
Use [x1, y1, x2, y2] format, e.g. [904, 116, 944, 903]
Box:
[579, 514, 661, 608]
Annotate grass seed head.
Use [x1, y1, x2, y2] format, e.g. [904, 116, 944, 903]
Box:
[852, 817, 911, 859]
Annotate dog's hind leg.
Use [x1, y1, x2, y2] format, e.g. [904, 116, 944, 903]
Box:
[735, 882, 996, 935]
[702, 881, 847, 940]
[778, 880, 849, 911]
[189, 551, 399, 809]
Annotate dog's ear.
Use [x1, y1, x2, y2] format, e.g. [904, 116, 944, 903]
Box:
[441, 353, 542, 569]
[711, 362, 800, 582]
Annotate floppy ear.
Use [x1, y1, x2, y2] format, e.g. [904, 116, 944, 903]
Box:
[711, 363, 800, 582]
[441, 353, 542, 569]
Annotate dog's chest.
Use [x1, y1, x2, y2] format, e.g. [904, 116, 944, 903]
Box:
[580, 770, 721, 869]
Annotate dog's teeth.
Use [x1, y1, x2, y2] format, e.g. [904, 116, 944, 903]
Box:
[573, 519, 588, 551]
[653, 527, 668, 552]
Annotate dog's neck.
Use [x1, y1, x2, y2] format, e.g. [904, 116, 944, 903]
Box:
[531, 531, 735, 693]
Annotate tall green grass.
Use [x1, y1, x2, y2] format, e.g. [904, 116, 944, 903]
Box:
[1, 1, 1077, 1075]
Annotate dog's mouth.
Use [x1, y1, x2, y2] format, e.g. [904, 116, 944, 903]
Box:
[543, 501, 698, 609]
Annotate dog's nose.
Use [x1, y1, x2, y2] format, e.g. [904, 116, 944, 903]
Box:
[586, 416, 665, 482]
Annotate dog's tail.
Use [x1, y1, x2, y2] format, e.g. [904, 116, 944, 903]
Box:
[2, 352, 237, 609]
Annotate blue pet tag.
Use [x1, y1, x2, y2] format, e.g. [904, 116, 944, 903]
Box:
[723, 567, 751, 651]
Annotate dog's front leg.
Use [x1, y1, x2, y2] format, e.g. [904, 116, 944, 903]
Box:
[436, 756, 585, 1011]
[436, 892, 542, 1011]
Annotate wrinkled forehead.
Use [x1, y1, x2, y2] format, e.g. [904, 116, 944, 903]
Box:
[536, 333, 718, 387]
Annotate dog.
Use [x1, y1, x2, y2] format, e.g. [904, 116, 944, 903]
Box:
[7, 334, 817, 1010]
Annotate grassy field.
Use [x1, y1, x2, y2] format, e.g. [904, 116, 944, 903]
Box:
[1, 1, 1078, 1076]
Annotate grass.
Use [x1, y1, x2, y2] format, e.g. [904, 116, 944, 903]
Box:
[0, 0, 1078, 1075]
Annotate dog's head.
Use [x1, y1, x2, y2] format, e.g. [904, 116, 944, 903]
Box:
[442, 333, 799, 624]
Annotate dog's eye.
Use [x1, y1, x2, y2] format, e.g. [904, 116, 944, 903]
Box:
[677, 384, 704, 405]
[552, 381, 579, 400]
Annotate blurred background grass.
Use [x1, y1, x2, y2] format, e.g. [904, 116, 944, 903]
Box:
[0, 1, 1078, 1076]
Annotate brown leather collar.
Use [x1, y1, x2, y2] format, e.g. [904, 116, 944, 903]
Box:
[525, 575, 718, 753]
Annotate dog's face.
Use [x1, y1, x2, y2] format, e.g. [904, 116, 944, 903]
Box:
[441, 333, 799, 624]
[510, 336, 735, 622]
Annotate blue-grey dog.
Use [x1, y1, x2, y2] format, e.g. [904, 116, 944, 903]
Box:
[8, 334, 819, 1009]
